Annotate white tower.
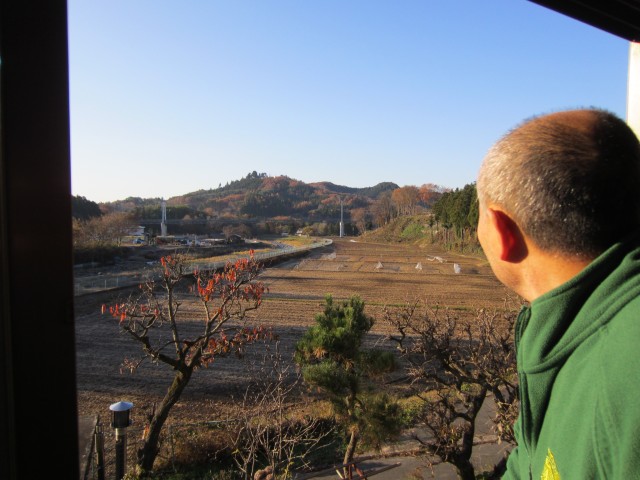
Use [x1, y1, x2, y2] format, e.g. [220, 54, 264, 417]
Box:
[161, 199, 167, 236]
[339, 196, 345, 238]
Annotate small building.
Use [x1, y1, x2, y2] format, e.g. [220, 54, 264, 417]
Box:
[127, 225, 145, 237]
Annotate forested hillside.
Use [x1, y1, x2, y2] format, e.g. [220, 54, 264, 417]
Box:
[165, 172, 401, 221]
[75, 173, 478, 250]
[362, 183, 480, 252]
[99, 172, 404, 225]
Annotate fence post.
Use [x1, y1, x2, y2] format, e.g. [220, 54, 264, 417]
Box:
[94, 421, 105, 480]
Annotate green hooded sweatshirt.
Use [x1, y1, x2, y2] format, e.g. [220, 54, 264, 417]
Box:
[503, 233, 640, 480]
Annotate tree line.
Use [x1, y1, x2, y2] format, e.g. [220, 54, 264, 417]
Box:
[431, 183, 479, 249]
[72, 196, 136, 249]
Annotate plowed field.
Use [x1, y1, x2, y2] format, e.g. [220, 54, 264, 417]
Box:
[75, 237, 511, 436]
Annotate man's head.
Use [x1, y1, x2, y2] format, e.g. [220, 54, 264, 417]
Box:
[477, 109, 640, 297]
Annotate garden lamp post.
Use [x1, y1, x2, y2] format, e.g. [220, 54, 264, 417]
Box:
[109, 401, 133, 480]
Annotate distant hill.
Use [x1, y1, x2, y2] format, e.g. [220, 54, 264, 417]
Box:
[309, 181, 400, 198]
[83, 173, 479, 253]
[103, 172, 400, 223]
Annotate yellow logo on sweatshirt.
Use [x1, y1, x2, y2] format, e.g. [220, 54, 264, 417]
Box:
[541, 448, 560, 480]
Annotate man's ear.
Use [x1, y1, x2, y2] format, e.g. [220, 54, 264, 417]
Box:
[488, 208, 527, 262]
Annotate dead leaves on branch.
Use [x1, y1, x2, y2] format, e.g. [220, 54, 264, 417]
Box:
[102, 252, 272, 372]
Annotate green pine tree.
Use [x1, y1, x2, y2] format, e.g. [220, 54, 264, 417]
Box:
[295, 295, 400, 468]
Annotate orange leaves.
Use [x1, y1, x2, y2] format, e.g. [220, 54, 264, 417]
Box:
[196, 276, 215, 302]
[199, 325, 276, 367]
[160, 255, 180, 279]
[193, 255, 266, 308]
[106, 253, 271, 373]
[101, 300, 159, 326]
[102, 303, 127, 323]
[160, 255, 168, 276]
[160, 255, 175, 267]
[227, 269, 237, 283]
[240, 282, 267, 302]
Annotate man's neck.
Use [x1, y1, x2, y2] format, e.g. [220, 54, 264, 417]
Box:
[517, 247, 593, 302]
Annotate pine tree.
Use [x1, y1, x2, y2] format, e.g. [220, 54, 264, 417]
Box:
[295, 295, 400, 468]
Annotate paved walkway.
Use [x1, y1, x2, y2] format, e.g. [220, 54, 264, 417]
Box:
[78, 416, 98, 480]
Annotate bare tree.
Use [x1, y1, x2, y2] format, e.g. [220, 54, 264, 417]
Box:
[225, 342, 333, 479]
[384, 301, 519, 480]
[392, 186, 420, 216]
[373, 191, 396, 227]
[73, 211, 136, 247]
[103, 253, 270, 475]
[350, 207, 369, 235]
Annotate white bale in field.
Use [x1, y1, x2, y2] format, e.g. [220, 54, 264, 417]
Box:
[415, 262, 423, 270]
[453, 263, 461, 274]
[375, 261, 383, 270]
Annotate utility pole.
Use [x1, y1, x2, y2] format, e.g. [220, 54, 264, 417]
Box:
[161, 199, 167, 237]
[339, 196, 345, 238]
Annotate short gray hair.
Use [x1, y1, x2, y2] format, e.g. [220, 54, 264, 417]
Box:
[477, 109, 640, 258]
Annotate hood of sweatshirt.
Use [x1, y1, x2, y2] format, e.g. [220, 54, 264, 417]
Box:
[518, 231, 640, 374]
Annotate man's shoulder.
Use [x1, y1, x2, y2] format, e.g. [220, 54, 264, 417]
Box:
[591, 294, 640, 477]
[596, 294, 640, 393]
[601, 292, 640, 343]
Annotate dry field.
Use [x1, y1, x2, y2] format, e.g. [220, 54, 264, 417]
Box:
[74, 237, 512, 471]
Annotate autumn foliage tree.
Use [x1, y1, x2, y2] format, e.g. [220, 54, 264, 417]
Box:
[103, 252, 269, 474]
[384, 301, 518, 480]
[391, 186, 421, 216]
[418, 183, 446, 208]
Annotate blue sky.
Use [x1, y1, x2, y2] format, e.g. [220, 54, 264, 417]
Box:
[68, 1, 630, 203]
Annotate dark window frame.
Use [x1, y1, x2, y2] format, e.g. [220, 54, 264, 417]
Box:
[1, 1, 78, 479]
